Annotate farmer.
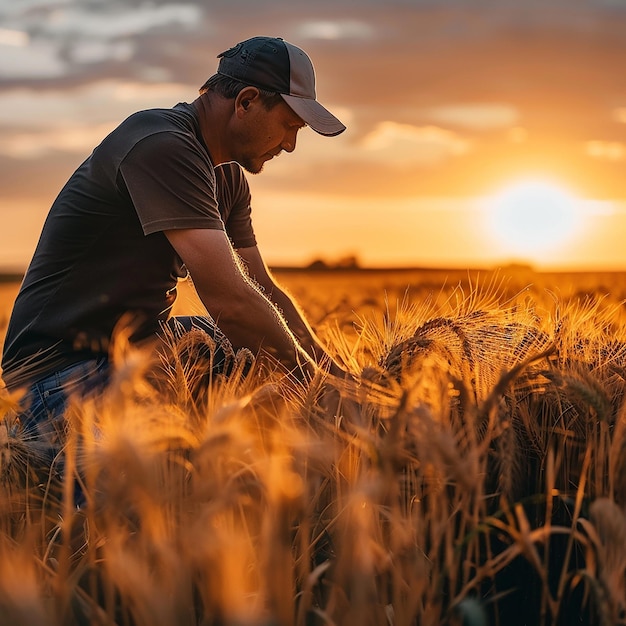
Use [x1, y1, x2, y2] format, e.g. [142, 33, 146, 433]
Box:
[1, 36, 347, 438]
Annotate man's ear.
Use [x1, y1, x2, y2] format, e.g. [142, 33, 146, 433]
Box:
[235, 87, 260, 117]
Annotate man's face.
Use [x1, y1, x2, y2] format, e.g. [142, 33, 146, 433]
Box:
[233, 98, 306, 175]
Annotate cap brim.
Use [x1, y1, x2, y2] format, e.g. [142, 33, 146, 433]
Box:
[281, 94, 346, 137]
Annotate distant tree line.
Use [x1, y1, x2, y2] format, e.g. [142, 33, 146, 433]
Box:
[306, 255, 361, 271]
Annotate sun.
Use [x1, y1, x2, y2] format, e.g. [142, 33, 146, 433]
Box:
[484, 179, 582, 259]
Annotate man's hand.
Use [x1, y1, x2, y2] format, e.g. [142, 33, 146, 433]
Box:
[237, 245, 350, 379]
[165, 228, 315, 377]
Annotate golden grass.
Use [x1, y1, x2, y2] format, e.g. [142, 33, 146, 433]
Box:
[0, 269, 626, 625]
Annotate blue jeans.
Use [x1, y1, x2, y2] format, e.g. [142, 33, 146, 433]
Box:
[18, 316, 231, 430]
[19, 357, 110, 435]
[17, 315, 235, 468]
[17, 357, 110, 487]
[13, 357, 109, 507]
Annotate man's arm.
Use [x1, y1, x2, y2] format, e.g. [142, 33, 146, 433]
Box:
[165, 228, 315, 379]
[237, 245, 347, 377]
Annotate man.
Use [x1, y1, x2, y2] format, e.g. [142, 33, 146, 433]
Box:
[1, 36, 348, 432]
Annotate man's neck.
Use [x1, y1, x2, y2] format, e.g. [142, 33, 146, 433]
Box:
[192, 93, 231, 165]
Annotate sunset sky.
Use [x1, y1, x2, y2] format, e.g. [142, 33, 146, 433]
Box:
[2, 0, 626, 271]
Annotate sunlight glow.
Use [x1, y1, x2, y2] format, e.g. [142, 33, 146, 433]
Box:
[485, 180, 583, 258]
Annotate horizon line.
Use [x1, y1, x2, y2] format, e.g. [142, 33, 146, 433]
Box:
[1, 263, 625, 281]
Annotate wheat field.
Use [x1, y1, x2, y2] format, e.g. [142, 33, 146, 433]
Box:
[1, 267, 626, 626]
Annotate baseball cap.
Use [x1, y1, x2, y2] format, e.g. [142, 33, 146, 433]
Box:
[216, 36, 346, 137]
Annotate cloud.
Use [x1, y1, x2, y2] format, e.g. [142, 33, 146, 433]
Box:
[0, 81, 192, 128]
[0, 81, 193, 158]
[0, 1, 204, 82]
[295, 19, 374, 40]
[359, 121, 472, 166]
[68, 40, 135, 65]
[0, 28, 29, 47]
[613, 107, 626, 123]
[423, 104, 520, 131]
[35, 3, 203, 39]
[0, 40, 68, 79]
[0, 124, 115, 159]
[585, 140, 626, 161]
[1, 1, 626, 205]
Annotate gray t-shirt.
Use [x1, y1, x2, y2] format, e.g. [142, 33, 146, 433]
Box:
[2, 102, 256, 389]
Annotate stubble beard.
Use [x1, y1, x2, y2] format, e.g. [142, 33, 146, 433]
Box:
[236, 153, 265, 175]
[241, 161, 264, 175]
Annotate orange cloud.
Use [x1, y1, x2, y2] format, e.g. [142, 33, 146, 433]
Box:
[360, 122, 472, 165]
[585, 140, 625, 162]
[424, 103, 520, 131]
[0, 124, 115, 159]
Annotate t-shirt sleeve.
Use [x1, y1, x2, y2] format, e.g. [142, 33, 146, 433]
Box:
[119, 131, 225, 235]
[215, 163, 257, 249]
